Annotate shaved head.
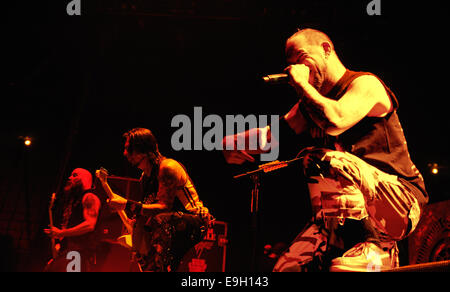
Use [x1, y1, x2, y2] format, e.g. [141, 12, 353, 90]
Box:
[286, 28, 335, 58]
[284, 28, 346, 95]
[73, 168, 93, 190]
[65, 168, 93, 193]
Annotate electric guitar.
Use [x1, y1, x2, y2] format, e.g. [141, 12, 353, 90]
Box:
[48, 192, 60, 259]
[95, 167, 133, 249]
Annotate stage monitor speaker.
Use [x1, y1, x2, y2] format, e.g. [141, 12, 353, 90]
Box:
[408, 200, 450, 265]
[93, 176, 229, 272]
[177, 220, 228, 272]
[98, 220, 229, 272]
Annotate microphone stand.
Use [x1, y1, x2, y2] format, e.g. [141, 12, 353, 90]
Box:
[234, 157, 302, 272]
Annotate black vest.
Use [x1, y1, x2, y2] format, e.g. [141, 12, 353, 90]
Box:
[304, 70, 428, 205]
[139, 161, 189, 213]
[62, 189, 100, 252]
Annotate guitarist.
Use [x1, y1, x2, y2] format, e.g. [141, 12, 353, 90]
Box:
[44, 168, 101, 272]
[103, 128, 214, 272]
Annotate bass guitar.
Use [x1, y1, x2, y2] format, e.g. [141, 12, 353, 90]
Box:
[95, 167, 133, 249]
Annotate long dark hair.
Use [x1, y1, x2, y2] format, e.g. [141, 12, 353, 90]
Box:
[123, 128, 163, 167]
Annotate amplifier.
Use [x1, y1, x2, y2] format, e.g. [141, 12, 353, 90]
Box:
[177, 220, 228, 272]
[93, 175, 228, 272]
[408, 200, 450, 265]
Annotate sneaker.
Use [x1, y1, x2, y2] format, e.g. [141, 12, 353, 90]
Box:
[329, 242, 399, 272]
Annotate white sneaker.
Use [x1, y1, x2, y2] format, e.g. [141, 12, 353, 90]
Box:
[329, 242, 399, 272]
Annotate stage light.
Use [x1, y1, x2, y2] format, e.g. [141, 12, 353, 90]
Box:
[18, 136, 33, 147]
[24, 138, 32, 146]
[428, 163, 439, 175]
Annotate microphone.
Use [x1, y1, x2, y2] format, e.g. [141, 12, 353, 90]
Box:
[262, 73, 289, 84]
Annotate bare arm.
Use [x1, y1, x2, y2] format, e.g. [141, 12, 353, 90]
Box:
[222, 127, 267, 164]
[283, 100, 309, 134]
[60, 193, 101, 237]
[140, 160, 185, 216]
[286, 64, 392, 136]
[222, 104, 308, 165]
[108, 162, 183, 217]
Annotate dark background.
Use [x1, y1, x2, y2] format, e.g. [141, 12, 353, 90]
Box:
[2, 0, 449, 272]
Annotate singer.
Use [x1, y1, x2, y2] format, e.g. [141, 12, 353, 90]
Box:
[223, 28, 428, 272]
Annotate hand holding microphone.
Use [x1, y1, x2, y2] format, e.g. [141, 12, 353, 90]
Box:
[263, 64, 311, 86]
[263, 64, 312, 101]
[262, 73, 290, 84]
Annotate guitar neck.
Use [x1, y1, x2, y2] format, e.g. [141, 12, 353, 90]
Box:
[48, 195, 57, 259]
[101, 180, 115, 201]
[49, 209, 54, 228]
[101, 181, 133, 234]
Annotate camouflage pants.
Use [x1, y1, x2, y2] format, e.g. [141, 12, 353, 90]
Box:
[274, 149, 421, 272]
[137, 212, 206, 272]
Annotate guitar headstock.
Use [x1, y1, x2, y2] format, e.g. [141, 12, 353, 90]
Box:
[95, 167, 109, 184]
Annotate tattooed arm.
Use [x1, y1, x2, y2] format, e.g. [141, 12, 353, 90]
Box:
[107, 160, 183, 217]
[139, 159, 185, 217]
[285, 64, 392, 136]
[47, 193, 101, 238]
